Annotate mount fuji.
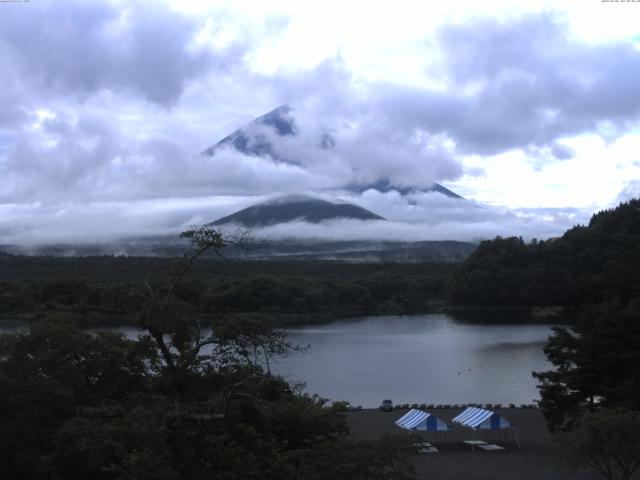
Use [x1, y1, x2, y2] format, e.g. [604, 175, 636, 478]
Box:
[200, 105, 463, 200]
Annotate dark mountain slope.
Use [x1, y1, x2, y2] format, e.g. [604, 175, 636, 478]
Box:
[211, 195, 385, 227]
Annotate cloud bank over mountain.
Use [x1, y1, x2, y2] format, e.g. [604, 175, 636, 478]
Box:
[0, 1, 638, 244]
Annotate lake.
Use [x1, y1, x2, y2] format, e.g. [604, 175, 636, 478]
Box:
[0, 314, 554, 408]
[272, 314, 553, 407]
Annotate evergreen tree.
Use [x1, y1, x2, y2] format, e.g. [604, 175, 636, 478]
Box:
[534, 302, 640, 431]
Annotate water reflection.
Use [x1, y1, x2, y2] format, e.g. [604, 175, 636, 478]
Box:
[272, 315, 553, 407]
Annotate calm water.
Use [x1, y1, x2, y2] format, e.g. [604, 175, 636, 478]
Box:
[0, 314, 554, 407]
[271, 315, 553, 407]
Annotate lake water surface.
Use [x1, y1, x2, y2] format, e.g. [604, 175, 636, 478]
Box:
[271, 314, 553, 407]
[0, 314, 554, 408]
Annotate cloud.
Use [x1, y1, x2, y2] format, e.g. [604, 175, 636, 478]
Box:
[0, 111, 336, 203]
[616, 180, 640, 203]
[0, 0, 233, 106]
[550, 142, 575, 161]
[0, 4, 638, 246]
[0, 191, 591, 246]
[0, 195, 258, 245]
[250, 105, 464, 190]
[373, 14, 640, 156]
[248, 204, 590, 244]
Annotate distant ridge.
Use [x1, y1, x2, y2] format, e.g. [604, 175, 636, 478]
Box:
[210, 195, 385, 227]
[346, 178, 463, 199]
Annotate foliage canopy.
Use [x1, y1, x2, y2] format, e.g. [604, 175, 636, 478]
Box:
[0, 227, 416, 480]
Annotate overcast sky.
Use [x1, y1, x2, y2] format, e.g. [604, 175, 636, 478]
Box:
[1, 0, 639, 244]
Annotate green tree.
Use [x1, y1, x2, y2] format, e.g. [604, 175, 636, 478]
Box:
[555, 408, 640, 480]
[534, 302, 640, 432]
[0, 318, 155, 480]
[295, 434, 416, 480]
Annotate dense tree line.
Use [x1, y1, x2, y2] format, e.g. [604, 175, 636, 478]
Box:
[518, 201, 640, 479]
[451, 199, 640, 308]
[0, 256, 455, 326]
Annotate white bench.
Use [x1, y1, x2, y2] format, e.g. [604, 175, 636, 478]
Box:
[462, 440, 487, 451]
[414, 442, 439, 453]
[478, 444, 505, 451]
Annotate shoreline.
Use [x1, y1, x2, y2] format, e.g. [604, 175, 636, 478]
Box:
[343, 402, 538, 411]
[1, 304, 575, 330]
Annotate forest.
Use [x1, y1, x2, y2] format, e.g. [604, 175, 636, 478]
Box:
[450, 199, 640, 308]
[0, 254, 455, 327]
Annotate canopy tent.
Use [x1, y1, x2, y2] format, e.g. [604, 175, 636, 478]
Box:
[395, 409, 450, 432]
[452, 407, 520, 449]
[452, 407, 512, 430]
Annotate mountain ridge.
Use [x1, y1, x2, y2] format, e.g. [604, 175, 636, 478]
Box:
[210, 195, 385, 227]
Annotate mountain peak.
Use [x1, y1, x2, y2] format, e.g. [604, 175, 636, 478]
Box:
[346, 179, 463, 199]
[201, 105, 295, 158]
[262, 193, 317, 205]
[200, 106, 463, 200]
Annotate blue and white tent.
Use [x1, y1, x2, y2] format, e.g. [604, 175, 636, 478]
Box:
[452, 407, 512, 430]
[395, 409, 450, 432]
[453, 407, 520, 449]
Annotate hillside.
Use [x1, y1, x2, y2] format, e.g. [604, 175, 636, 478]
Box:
[210, 195, 385, 227]
[450, 199, 640, 307]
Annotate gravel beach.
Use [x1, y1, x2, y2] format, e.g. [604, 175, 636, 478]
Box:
[345, 407, 623, 480]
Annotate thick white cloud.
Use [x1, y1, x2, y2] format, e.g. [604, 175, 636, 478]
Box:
[372, 14, 640, 157]
[617, 180, 640, 203]
[246, 204, 589, 244]
[0, 1, 639, 245]
[0, 192, 590, 245]
[238, 105, 464, 190]
[0, 0, 235, 107]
